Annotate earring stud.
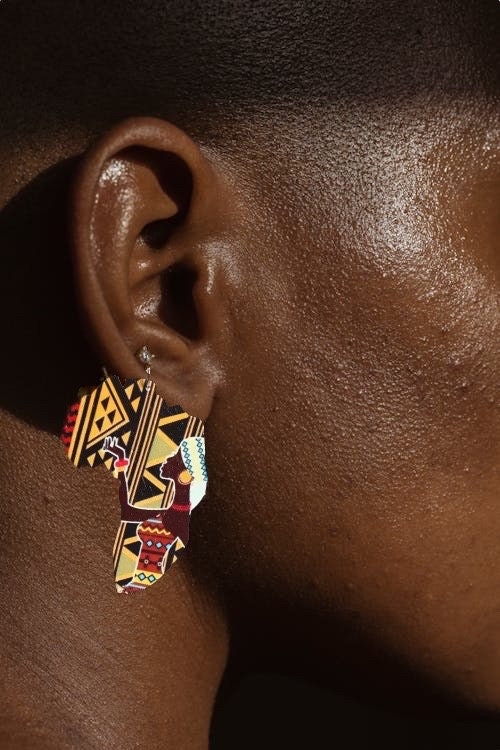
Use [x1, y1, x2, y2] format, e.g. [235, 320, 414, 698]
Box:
[137, 345, 155, 390]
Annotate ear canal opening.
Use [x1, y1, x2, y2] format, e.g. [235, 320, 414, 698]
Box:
[141, 216, 184, 251]
[160, 264, 200, 341]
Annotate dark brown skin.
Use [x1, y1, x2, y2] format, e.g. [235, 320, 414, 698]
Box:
[0, 2, 499, 747]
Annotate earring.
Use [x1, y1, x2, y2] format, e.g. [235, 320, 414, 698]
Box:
[61, 347, 208, 594]
[137, 344, 154, 391]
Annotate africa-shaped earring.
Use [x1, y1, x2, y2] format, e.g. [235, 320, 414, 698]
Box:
[60, 346, 208, 594]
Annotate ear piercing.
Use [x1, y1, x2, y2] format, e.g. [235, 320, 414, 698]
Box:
[137, 345, 155, 391]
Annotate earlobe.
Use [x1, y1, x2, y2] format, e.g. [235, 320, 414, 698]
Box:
[70, 117, 224, 419]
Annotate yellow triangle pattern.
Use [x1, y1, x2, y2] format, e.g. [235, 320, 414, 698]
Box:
[146, 433, 175, 465]
[133, 493, 166, 509]
[146, 431, 178, 467]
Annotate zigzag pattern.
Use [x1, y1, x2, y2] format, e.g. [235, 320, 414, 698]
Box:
[181, 440, 194, 475]
[195, 437, 208, 481]
[60, 402, 80, 448]
[138, 524, 171, 536]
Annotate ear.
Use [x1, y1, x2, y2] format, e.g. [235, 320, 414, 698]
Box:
[70, 117, 228, 419]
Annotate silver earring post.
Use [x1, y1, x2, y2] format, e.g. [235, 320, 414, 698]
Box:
[137, 345, 155, 391]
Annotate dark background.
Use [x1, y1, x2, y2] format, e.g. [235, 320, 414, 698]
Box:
[211, 672, 500, 749]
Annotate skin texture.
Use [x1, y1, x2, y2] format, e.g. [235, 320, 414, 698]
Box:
[0, 1, 499, 747]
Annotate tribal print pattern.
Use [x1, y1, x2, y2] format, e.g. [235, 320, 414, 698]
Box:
[61, 375, 207, 593]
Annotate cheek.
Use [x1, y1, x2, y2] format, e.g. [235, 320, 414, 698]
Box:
[298, 252, 498, 503]
[290, 247, 500, 703]
[207, 211, 500, 708]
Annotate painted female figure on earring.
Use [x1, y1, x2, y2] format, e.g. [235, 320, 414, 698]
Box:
[102, 434, 206, 592]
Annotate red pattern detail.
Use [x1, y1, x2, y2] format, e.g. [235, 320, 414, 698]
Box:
[60, 402, 80, 450]
[136, 522, 176, 575]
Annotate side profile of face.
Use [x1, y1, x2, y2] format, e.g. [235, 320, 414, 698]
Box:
[0, 0, 498, 728]
[206, 97, 500, 709]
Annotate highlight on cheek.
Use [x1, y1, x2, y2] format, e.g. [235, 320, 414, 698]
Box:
[60, 374, 207, 593]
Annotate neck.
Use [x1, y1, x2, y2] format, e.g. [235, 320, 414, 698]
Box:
[0, 413, 229, 749]
[99, 566, 229, 750]
[97, 565, 229, 750]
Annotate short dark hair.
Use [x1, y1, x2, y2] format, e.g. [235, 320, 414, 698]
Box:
[0, 1, 498, 146]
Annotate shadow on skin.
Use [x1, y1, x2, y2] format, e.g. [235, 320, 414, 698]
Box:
[0, 156, 99, 433]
